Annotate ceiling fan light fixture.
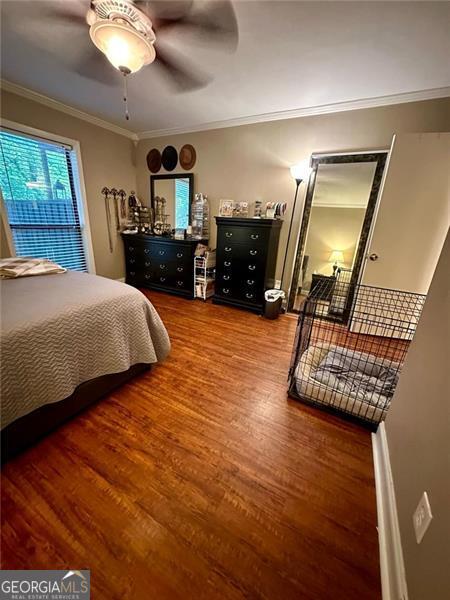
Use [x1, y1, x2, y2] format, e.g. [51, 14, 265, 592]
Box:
[89, 19, 155, 74]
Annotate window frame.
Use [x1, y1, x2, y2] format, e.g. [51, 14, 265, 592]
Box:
[0, 119, 96, 274]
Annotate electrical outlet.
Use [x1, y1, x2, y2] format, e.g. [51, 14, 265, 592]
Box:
[413, 491, 433, 544]
[275, 279, 281, 289]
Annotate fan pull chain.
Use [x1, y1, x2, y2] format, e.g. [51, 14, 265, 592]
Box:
[123, 73, 130, 121]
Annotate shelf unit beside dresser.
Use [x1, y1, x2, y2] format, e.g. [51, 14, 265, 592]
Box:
[122, 234, 206, 299]
[213, 217, 282, 313]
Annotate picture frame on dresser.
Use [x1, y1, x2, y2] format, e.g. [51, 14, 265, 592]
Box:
[213, 217, 282, 313]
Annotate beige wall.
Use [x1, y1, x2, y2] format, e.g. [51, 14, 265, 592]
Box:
[384, 230, 449, 599]
[303, 206, 366, 288]
[0, 90, 137, 280]
[1, 93, 449, 283]
[136, 98, 450, 289]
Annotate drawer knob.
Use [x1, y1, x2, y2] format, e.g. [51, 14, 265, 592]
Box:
[129, 258, 135, 264]
[130, 271, 135, 276]
[129, 246, 135, 251]
[223, 275, 230, 281]
[145, 274, 151, 279]
[248, 264, 256, 271]
[159, 250, 165, 255]
[176, 280, 184, 287]
[159, 264, 166, 269]
[177, 252, 184, 258]
[250, 234, 259, 240]
[250, 249, 258, 256]
[224, 261, 231, 267]
[223, 288, 230, 294]
[225, 246, 232, 252]
[145, 261, 151, 267]
[225, 232, 233, 238]
[160, 277, 166, 282]
[246, 293, 254, 299]
[144, 248, 150, 254]
[177, 266, 184, 272]
[247, 279, 255, 285]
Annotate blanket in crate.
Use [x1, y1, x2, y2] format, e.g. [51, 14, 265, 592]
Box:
[311, 346, 399, 401]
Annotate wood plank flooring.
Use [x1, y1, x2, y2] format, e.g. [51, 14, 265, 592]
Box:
[1, 291, 381, 599]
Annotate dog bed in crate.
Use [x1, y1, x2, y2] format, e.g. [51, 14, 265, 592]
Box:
[294, 343, 400, 423]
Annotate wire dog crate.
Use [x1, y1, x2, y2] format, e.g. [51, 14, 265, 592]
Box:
[288, 279, 426, 428]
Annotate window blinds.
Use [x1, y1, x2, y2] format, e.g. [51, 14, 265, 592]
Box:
[0, 129, 88, 271]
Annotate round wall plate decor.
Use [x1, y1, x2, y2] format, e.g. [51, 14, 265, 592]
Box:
[179, 144, 197, 170]
[161, 145, 178, 171]
[146, 148, 161, 173]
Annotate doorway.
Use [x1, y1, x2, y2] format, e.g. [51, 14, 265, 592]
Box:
[288, 152, 387, 315]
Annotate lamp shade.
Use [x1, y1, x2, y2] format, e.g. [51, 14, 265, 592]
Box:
[90, 20, 156, 73]
[290, 160, 312, 182]
[329, 250, 344, 264]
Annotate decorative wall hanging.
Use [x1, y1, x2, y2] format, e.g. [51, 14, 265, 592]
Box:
[147, 148, 162, 173]
[102, 187, 128, 252]
[161, 145, 178, 171]
[179, 144, 197, 170]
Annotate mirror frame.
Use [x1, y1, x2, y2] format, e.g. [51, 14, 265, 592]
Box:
[287, 152, 388, 316]
[150, 173, 194, 226]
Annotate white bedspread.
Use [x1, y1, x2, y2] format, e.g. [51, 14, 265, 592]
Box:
[0, 271, 170, 428]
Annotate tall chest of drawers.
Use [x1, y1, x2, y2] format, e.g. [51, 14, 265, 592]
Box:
[122, 234, 205, 298]
[213, 217, 282, 313]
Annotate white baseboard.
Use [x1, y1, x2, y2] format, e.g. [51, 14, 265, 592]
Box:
[116, 277, 125, 283]
[372, 422, 408, 600]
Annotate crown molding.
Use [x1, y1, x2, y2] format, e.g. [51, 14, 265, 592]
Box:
[137, 86, 450, 140]
[2, 79, 448, 143]
[1, 80, 139, 141]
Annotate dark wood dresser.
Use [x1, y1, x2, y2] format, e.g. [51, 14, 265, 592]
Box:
[122, 234, 205, 298]
[213, 217, 282, 313]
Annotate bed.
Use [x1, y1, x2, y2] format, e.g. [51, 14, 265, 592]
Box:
[1, 271, 170, 460]
[293, 343, 399, 424]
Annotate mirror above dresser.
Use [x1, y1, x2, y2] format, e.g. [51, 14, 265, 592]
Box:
[150, 173, 193, 231]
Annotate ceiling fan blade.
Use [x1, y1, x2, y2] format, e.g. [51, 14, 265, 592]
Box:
[153, 43, 210, 91]
[42, 0, 89, 27]
[135, 1, 193, 21]
[73, 46, 120, 85]
[137, 0, 238, 51]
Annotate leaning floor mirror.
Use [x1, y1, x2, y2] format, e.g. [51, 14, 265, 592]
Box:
[288, 152, 387, 317]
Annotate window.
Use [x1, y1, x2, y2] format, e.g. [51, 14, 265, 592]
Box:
[0, 128, 89, 271]
[175, 178, 190, 229]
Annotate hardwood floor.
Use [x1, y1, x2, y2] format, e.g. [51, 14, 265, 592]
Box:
[1, 291, 381, 600]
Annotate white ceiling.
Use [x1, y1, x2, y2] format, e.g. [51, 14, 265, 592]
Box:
[1, 1, 449, 136]
[313, 162, 377, 209]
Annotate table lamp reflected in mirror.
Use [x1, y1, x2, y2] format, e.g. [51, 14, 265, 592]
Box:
[329, 250, 344, 275]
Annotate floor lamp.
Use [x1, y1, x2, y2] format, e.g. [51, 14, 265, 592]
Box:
[280, 162, 311, 301]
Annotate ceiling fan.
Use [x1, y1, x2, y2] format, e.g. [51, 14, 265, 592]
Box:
[46, 0, 238, 119]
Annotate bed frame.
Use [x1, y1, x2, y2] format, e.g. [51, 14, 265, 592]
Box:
[1, 363, 151, 463]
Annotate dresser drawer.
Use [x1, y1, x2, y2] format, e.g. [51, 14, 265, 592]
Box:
[219, 243, 267, 262]
[218, 225, 269, 247]
[145, 242, 190, 264]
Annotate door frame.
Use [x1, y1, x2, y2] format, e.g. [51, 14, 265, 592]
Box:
[287, 151, 388, 314]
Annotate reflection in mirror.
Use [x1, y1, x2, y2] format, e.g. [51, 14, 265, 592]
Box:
[288, 153, 387, 315]
[302, 162, 376, 292]
[151, 173, 193, 231]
